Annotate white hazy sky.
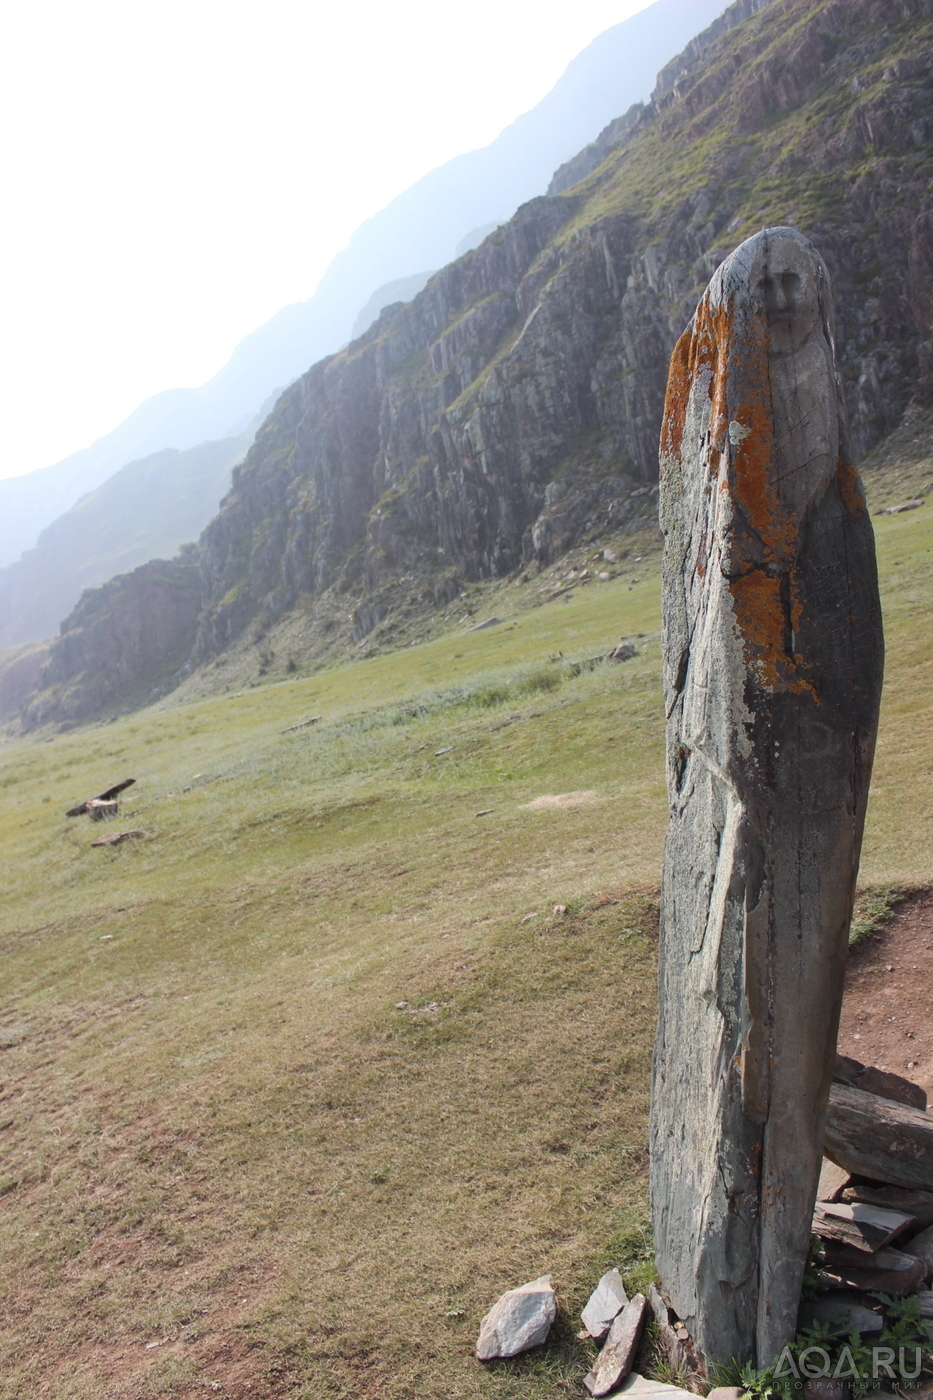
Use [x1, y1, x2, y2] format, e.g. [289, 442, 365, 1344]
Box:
[0, 0, 658, 482]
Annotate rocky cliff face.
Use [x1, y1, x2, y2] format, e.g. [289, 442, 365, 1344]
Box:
[23, 559, 200, 727]
[193, 0, 933, 654]
[548, 0, 775, 196]
[0, 428, 252, 649]
[0, 644, 50, 722]
[192, 193, 654, 659]
[22, 0, 933, 727]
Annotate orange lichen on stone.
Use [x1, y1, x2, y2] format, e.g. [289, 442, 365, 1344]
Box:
[730, 570, 787, 690]
[686, 299, 733, 462]
[660, 328, 694, 466]
[704, 305, 734, 458]
[836, 458, 866, 516]
[725, 315, 798, 572]
[672, 285, 819, 696]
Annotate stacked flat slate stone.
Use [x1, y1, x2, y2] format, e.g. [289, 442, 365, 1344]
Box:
[651, 228, 884, 1367]
[805, 1055, 933, 1331]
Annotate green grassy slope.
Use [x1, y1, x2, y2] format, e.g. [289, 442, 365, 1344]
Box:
[0, 459, 930, 1397]
[562, 0, 933, 245]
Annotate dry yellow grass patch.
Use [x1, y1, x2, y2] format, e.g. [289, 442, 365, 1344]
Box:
[520, 792, 599, 810]
[0, 447, 930, 1397]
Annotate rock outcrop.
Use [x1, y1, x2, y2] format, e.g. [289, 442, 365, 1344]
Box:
[0, 428, 252, 649]
[22, 559, 201, 728]
[650, 229, 884, 1367]
[0, 644, 50, 722]
[191, 0, 933, 670]
[20, 0, 933, 724]
[548, 0, 775, 196]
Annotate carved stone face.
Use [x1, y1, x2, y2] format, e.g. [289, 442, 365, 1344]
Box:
[752, 233, 823, 356]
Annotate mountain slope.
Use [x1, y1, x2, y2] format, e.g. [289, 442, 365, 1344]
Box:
[189, 0, 933, 644]
[1, 436, 930, 1397]
[23, 0, 933, 729]
[350, 273, 436, 341]
[0, 0, 730, 569]
[0, 428, 254, 649]
[549, 0, 774, 194]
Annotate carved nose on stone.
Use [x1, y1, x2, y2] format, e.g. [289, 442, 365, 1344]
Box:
[761, 270, 802, 320]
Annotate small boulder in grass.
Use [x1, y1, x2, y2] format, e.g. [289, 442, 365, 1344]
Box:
[581, 1268, 628, 1342]
[475, 1275, 556, 1360]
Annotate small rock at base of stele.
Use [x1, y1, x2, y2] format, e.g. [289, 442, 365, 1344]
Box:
[609, 1373, 697, 1399]
[583, 1294, 648, 1398]
[475, 1275, 556, 1360]
[581, 1268, 628, 1342]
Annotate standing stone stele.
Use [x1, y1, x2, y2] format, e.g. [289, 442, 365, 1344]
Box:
[650, 227, 884, 1367]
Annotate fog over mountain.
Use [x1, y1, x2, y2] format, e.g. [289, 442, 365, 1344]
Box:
[0, 426, 259, 650]
[350, 273, 437, 343]
[0, 0, 729, 574]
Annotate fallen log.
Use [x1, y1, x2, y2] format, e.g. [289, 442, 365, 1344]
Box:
[91, 829, 144, 848]
[96, 778, 136, 802]
[825, 1083, 933, 1191]
[66, 778, 136, 816]
[279, 716, 322, 735]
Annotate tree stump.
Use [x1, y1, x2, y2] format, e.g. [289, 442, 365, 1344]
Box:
[650, 228, 884, 1367]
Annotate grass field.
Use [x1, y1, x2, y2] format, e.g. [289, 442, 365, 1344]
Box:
[0, 462, 931, 1398]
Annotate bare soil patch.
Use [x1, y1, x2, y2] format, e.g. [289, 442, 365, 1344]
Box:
[521, 791, 598, 810]
[838, 887, 933, 1100]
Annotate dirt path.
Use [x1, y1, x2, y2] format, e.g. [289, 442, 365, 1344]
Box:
[838, 888, 933, 1101]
